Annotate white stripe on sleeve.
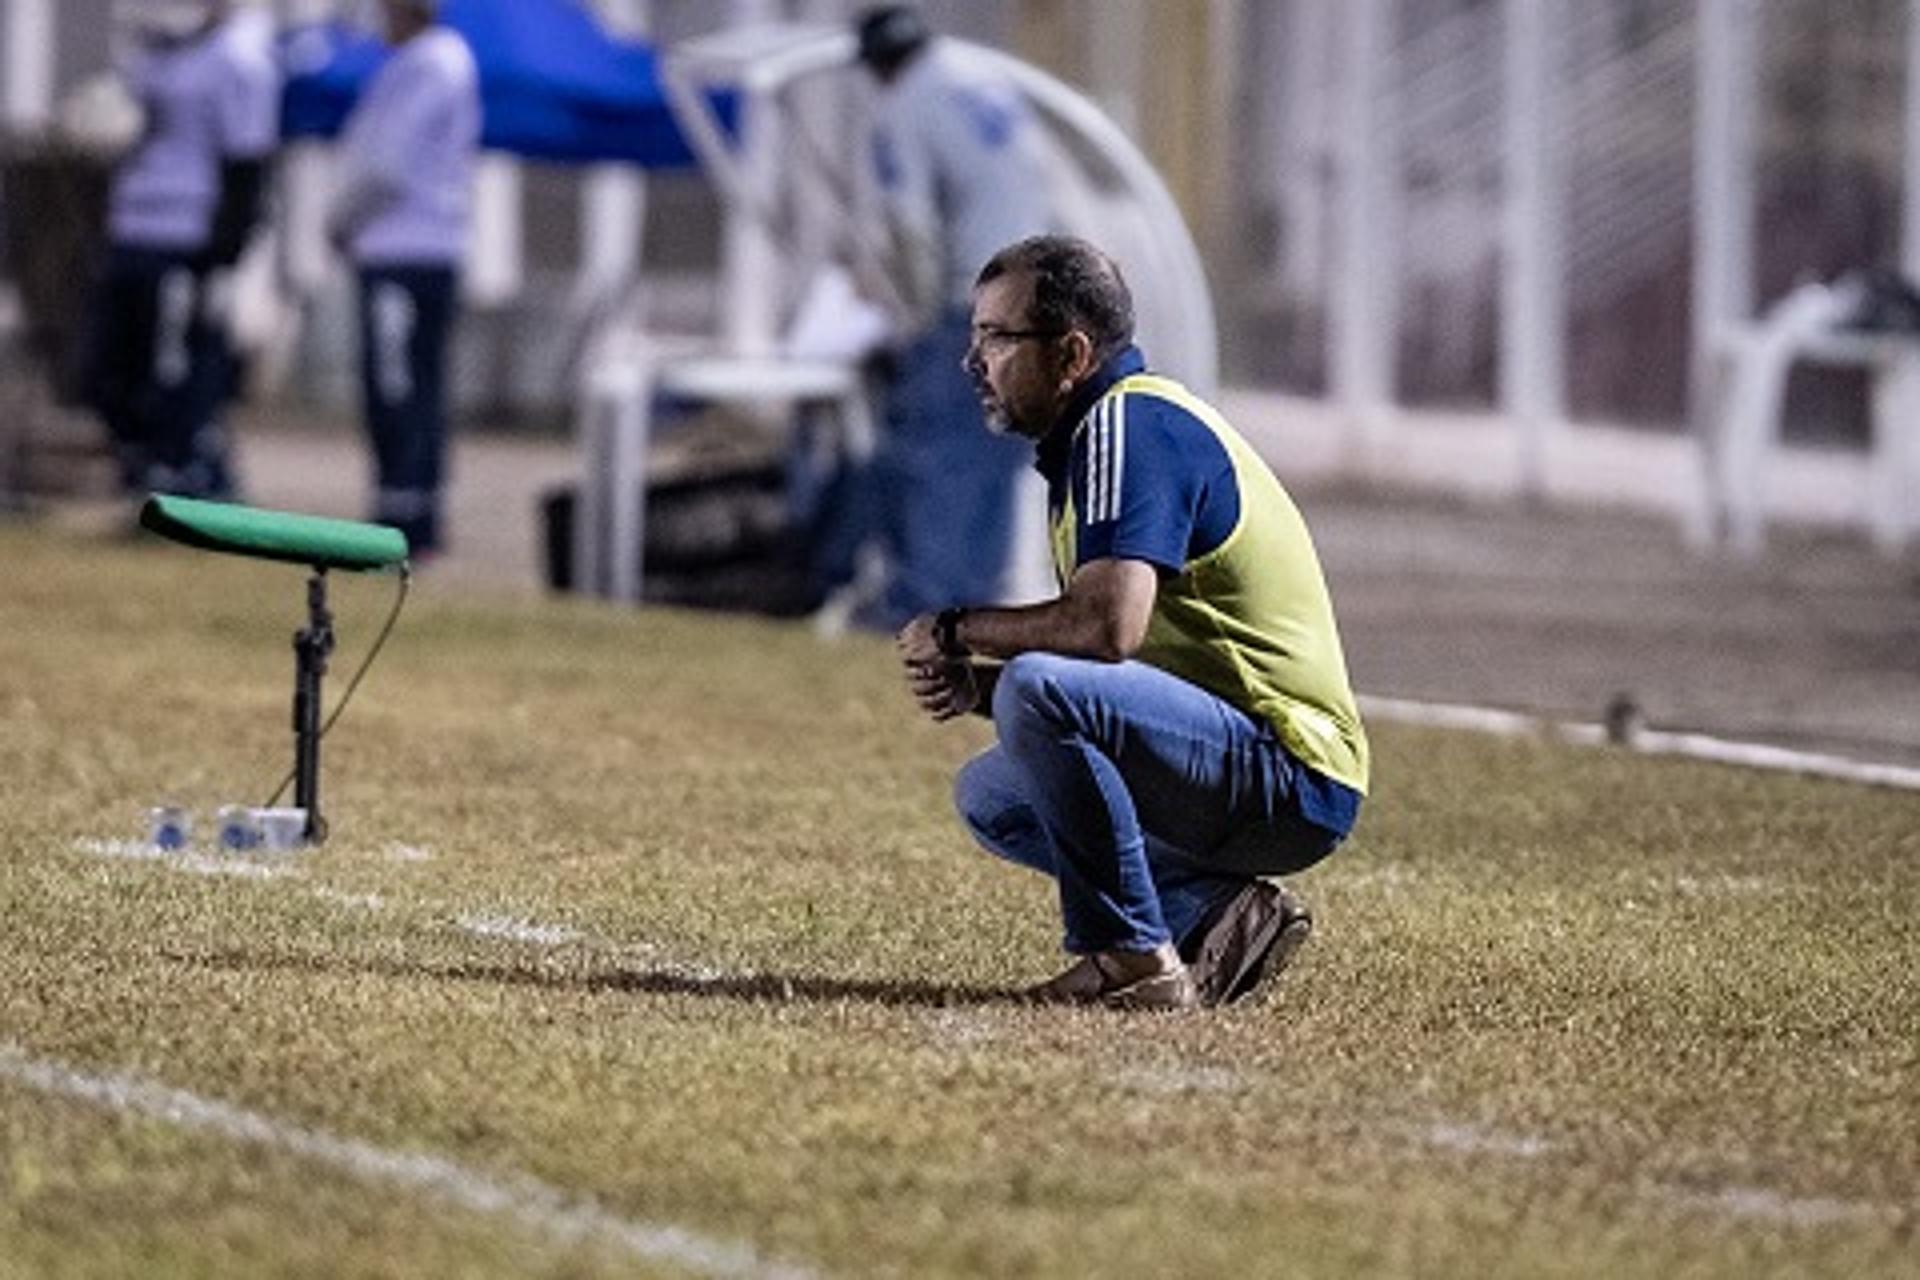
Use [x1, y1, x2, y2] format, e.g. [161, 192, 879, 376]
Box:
[1085, 401, 1107, 523]
[1088, 395, 1127, 523]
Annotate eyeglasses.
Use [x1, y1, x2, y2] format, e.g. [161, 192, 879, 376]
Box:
[968, 325, 1062, 353]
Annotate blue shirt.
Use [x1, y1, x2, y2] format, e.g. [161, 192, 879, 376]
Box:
[1038, 347, 1243, 573]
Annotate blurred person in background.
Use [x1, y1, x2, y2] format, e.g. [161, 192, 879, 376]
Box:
[897, 236, 1368, 1010]
[88, 0, 278, 504]
[327, 0, 479, 556]
[840, 4, 1058, 627]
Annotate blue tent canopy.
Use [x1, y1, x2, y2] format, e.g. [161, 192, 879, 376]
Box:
[280, 0, 735, 168]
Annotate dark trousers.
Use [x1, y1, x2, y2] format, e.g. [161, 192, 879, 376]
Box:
[87, 245, 233, 498]
[808, 308, 1029, 627]
[357, 264, 457, 554]
[880, 308, 1029, 621]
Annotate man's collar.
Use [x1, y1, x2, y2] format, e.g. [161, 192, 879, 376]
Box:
[1034, 344, 1146, 478]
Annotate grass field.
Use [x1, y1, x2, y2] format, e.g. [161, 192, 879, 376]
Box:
[1, 523, 1916, 1279]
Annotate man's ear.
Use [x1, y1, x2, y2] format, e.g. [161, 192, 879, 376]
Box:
[1058, 330, 1097, 385]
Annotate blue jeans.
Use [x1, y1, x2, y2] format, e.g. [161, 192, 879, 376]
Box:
[954, 653, 1350, 955]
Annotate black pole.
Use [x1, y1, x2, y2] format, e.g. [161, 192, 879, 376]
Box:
[292, 567, 335, 844]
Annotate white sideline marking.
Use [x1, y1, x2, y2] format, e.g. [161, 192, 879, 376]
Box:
[1665, 873, 1781, 898]
[73, 839, 297, 881]
[0, 1044, 813, 1280]
[1362, 698, 1546, 739]
[70, 839, 723, 976]
[1115, 1066, 1243, 1096]
[611, 941, 731, 984]
[457, 914, 585, 947]
[445, 911, 733, 981]
[649, 958, 732, 984]
[1361, 696, 1920, 792]
[311, 888, 387, 912]
[921, 1010, 998, 1050]
[1408, 1124, 1898, 1229]
[1669, 1185, 1889, 1227]
[1420, 1123, 1552, 1159]
[1336, 865, 1422, 892]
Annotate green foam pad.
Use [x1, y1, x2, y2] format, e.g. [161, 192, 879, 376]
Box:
[140, 495, 409, 572]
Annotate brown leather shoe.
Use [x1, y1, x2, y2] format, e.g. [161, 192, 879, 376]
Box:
[1023, 946, 1198, 1011]
[1180, 881, 1313, 1007]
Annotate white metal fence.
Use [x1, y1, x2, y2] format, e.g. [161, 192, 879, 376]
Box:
[1225, 0, 1920, 550]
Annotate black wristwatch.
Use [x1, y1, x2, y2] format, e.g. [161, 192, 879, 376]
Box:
[933, 607, 970, 659]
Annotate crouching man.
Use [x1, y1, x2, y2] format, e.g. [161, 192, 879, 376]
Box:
[897, 235, 1369, 1010]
